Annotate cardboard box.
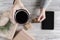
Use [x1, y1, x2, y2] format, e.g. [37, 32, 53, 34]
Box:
[13, 29, 35, 40]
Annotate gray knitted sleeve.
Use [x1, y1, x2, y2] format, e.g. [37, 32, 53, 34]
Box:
[40, 0, 52, 9]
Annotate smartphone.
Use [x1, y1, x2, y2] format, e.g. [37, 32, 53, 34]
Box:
[41, 11, 54, 30]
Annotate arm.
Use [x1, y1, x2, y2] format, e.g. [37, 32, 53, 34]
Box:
[38, 0, 52, 22]
[40, 0, 52, 9]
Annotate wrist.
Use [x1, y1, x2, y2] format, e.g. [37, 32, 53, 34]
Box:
[40, 8, 46, 14]
[40, 8, 46, 11]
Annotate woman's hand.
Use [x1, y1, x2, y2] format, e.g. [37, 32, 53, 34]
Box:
[9, 0, 30, 24]
[38, 9, 46, 22]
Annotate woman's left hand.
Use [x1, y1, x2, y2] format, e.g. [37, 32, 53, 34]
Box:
[38, 10, 46, 22]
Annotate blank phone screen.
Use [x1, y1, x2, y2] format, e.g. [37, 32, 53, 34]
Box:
[41, 11, 54, 30]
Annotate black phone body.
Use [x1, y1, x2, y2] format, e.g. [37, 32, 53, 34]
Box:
[41, 11, 54, 30]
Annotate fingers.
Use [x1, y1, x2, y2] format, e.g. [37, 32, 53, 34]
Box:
[13, 0, 31, 15]
[13, 0, 24, 8]
[38, 13, 46, 22]
[40, 15, 46, 22]
[9, 0, 30, 24]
